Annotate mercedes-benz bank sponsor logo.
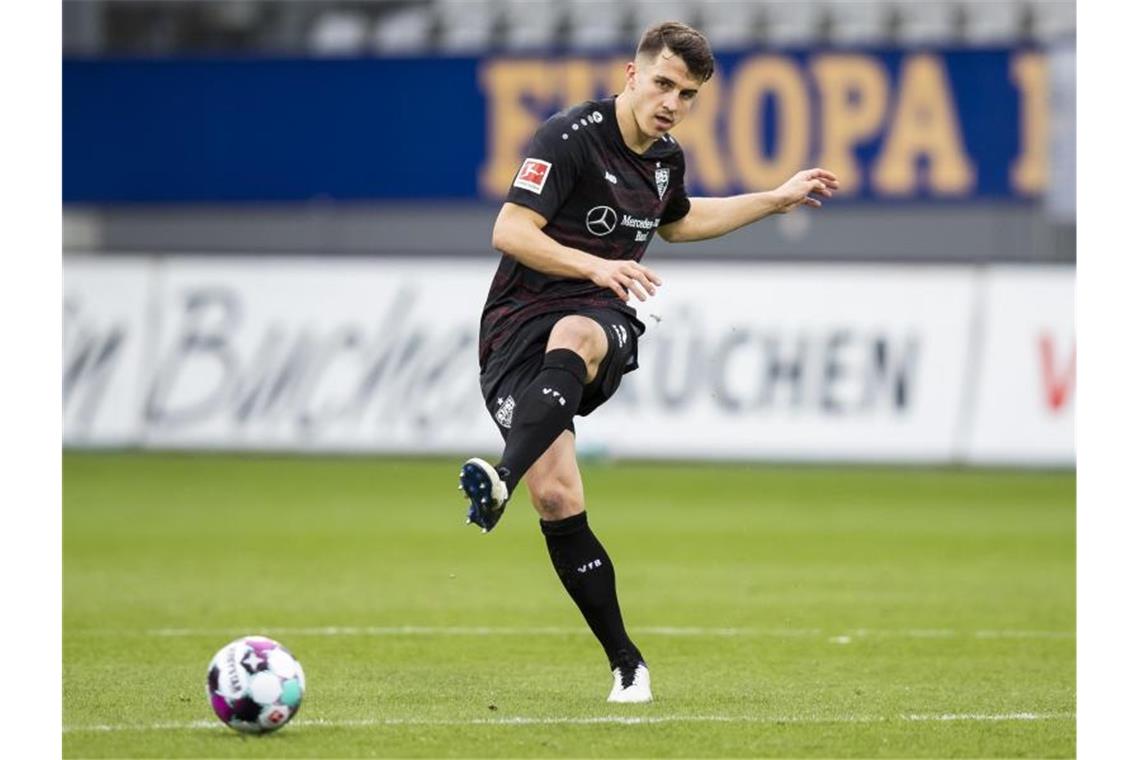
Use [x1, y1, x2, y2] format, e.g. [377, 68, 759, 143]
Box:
[621, 214, 658, 230]
[586, 206, 660, 238]
[586, 205, 617, 236]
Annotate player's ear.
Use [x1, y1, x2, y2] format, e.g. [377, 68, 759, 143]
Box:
[624, 61, 637, 89]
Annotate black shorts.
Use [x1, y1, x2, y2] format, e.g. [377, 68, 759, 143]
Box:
[480, 308, 640, 441]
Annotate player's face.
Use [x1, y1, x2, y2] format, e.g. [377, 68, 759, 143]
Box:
[628, 48, 703, 138]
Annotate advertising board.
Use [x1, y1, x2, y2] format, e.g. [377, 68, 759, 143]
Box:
[63, 256, 1073, 465]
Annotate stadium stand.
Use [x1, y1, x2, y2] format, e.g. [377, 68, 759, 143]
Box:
[629, 0, 697, 36]
[308, 8, 371, 54]
[1031, 0, 1077, 43]
[894, 1, 960, 46]
[502, 0, 563, 51]
[961, 0, 1027, 45]
[823, 0, 891, 46]
[436, 0, 500, 52]
[371, 3, 436, 54]
[564, 0, 632, 52]
[696, 0, 762, 49]
[65, 1, 1076, 55]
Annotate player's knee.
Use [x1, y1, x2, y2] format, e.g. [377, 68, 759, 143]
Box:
[547, 317, 606, 379]
[529, 483, 583, 521]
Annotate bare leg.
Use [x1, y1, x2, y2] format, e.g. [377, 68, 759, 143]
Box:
[526, 430, 645, 684]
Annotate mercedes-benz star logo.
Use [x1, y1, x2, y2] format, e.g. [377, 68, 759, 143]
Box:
[586, 205, 617, 236]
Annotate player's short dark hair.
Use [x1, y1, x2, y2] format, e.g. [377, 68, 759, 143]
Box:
[636, 21, 715, 83]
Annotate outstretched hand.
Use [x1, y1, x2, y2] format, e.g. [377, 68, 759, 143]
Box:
[589, 258, 662, 302]
[773, 168, 840, 213]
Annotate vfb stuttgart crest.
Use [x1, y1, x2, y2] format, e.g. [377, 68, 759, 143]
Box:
[655, 167, 670, 199]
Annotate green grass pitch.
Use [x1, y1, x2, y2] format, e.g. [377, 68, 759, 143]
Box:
[63, 453, 1074, 758]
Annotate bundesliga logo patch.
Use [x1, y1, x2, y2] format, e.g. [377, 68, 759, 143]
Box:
[513, 158, 552, 194]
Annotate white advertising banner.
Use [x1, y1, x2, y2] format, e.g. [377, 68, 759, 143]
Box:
[579, 263, 974, 462]
[64, 257, 154, 446]
[139, 257, 496, 452]
[964, 266, 1074, 465]
[62, 256, 1073, 465]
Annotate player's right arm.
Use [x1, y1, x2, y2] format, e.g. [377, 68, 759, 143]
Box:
[492, 202, 661, 302]
[494, 112, 660, 302]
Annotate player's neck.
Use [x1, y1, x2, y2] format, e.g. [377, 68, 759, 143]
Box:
[614, 92, 655, 154]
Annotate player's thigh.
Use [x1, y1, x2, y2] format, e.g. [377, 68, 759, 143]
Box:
[546, 315, 608, 383]
[523, 430, 585, 521]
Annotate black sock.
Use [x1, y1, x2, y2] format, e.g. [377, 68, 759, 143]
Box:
[496, 349, 586, 495]
[540, 512, 643, 670]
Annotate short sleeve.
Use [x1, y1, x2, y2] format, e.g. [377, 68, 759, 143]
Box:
[660, 155, 691, 226]
[505, 117, 584, 222]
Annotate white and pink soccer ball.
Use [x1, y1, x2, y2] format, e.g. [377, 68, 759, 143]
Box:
[206, 635, 306, 734]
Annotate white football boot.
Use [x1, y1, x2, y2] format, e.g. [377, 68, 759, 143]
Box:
[459, 457, 509, 532]
[607, 662, 652, 703]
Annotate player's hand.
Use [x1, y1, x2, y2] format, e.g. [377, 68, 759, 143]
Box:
[588, 258, 662, 302]
[773, 168, 839, 213]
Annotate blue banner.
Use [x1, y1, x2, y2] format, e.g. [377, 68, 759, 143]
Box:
[64, 50, 1048, 204]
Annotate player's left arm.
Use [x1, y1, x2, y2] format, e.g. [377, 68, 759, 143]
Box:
[658, 168, 839, 243]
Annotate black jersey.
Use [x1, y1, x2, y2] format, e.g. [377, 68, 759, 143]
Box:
[478, 96, 691, 368]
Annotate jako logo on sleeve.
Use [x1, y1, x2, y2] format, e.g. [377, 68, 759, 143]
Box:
[513, 158, 552, 194]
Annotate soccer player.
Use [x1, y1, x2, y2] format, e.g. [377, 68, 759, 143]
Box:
[460, 21, 838, 703]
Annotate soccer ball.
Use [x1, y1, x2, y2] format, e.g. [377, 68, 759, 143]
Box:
[206, 635, 306, 734]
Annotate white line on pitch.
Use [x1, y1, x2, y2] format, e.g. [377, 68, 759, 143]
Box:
[131, 625, 1074, 640]
[63, 711, 1075, 734]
